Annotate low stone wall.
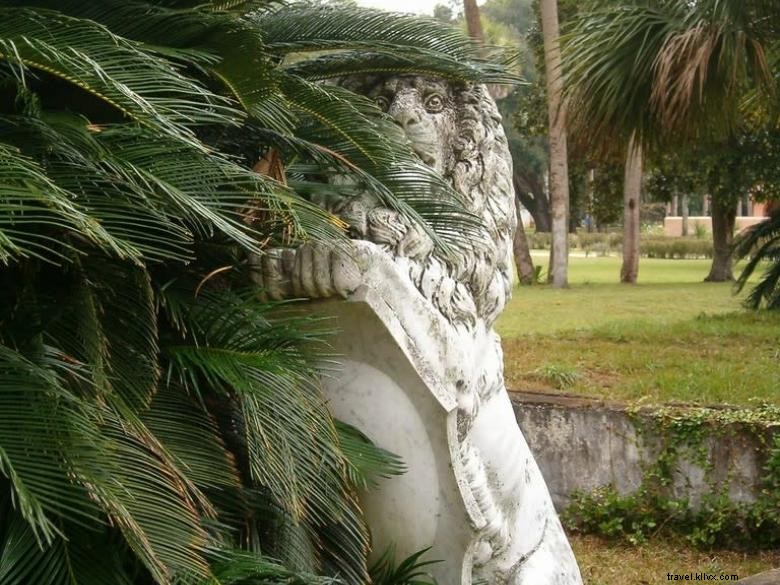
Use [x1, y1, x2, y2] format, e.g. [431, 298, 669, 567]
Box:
[511, 391, 778, 511]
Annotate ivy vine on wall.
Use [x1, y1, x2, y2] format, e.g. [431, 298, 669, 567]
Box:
[563, 404, 780, 549]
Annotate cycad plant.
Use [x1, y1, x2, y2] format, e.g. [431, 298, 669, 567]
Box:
[0, 1, 512, 583]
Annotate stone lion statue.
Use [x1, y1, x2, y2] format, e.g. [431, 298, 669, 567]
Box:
[253, 76, 582, 585]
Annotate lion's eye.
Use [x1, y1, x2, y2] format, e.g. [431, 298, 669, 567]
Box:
[424, 93, 445, 113]
[375, 96, 390, 112]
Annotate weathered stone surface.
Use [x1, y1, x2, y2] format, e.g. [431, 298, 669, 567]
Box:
[253, 77, 582, 584]
[740, 569, 780, 584]
[511, 391, 777, 510]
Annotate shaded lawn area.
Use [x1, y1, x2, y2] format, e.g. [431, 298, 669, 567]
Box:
[498, 255, 780, 405]
[571, 534, 780, 585]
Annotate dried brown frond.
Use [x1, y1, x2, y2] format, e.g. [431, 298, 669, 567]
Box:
[652, 22, 718, 132]
[247, 148, 294, 245]
[252, 147, 287, 185]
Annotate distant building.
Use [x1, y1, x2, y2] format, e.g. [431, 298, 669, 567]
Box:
[664, 196, 776, 237]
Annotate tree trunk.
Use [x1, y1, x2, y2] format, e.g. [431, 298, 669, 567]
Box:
[705, 199, 736, 282]
[463, 0, 485, 42]
[514, 173, 552, 232]
[671, 194, 679, 216]
[621, 137, 642, 283]
[463, 0, 531, 284]
[702, 194, 710, 216]
[586, 168, 595, 232]
[513, 196, 536, 285]
[540, 0, 569, 288]
[681, 193, 689, 236]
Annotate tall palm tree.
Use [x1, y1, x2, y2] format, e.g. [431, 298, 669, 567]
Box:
[563, 0, 778, 282]
[540, 0, 570, 288]
[621, 137, 643, 283]
[0, 2, 513, 583]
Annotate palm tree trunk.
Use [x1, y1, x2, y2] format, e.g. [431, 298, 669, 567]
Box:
[463, 0, 484, 42]
[463, 0, 534, 287]
[586, 168, 595, 232]
[681, 193, 689, 236]
[705, 198, 736, 282]
[514, 196, 536, 285]
[621, 137, 642, 283]
[540, 0, 569, 288]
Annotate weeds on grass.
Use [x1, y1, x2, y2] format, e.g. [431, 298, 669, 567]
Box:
[532, 364, 583, 390]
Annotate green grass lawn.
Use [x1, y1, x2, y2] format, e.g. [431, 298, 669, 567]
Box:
[572, 534, 780, 585]
[498, 254, 780, 406]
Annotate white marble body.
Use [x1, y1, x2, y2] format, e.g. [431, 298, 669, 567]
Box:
[253, 77, 582, 584]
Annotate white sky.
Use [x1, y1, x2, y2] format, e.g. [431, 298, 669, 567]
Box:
[354, 0, 440, 15]
[354, 0, 480, 16]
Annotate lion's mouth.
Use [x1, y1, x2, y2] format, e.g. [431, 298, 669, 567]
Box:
[411, 144, 438, 167]
[417, 152, 436, 166]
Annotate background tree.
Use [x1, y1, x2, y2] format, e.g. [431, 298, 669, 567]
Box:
[540, 0, 570, 287]
[621, 138, 643, 282]
[463, 0, 485, 41]
[564, 0, 779, 282]
[513, 0, 625, 236]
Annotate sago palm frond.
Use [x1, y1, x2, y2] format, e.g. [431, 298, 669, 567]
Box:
[0, 500, 136, 585]
[369, 546, 440, 585]
[0, 2, 506, 582]
[33, 0, 294, 133]
[0, 263, 216, 583]
[255, 4, 518, 84]
[336, 421, 406, 492]
[159, 283, 371, 583]
[278, 79, 486, 250]
[735, 208, 780, 309]
[187, 548, 339, 585]
[0, 7, 241, 147]
[0, 345, 102, 543]
[142, 383, 242, 492]
[0, 142, 128, 264]
[257, 4, 475, 59]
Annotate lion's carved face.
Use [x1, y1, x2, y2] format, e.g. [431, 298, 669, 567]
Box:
[368, 77, 458, 176]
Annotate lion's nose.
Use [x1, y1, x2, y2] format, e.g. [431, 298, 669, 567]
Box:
[391, 107, 421, 129]
[387, 92, 423, 129]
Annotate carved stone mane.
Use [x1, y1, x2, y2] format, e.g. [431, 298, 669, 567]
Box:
[335, 76, 516, 328]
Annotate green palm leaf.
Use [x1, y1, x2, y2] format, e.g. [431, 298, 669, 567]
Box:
[335, 421, 405, 492]
[0, 499, 135, 585]
[0, 7, 241, 147]
[0, 345, 101, 543]
[256, 4, 476, 59]
[161, 286, 370, 583]
[0, 2, 506, 582]
[142, 383, 242, 491]
[735, 209, 780, 309]
[564, 0, 777, 146]
[0, 141, 130, 263]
